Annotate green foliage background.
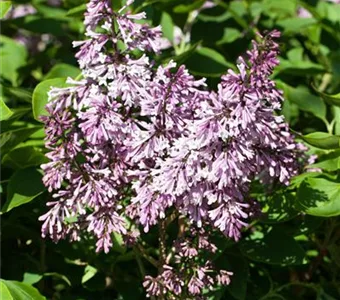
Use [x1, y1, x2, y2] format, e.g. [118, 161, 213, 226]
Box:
[1, 0, 340, 299]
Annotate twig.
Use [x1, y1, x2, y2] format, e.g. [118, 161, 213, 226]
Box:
[135, 243, 158, 268]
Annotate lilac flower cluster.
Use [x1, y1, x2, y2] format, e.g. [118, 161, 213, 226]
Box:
[143, 226, 232, 298]
[39, 0, 300, 297]
[132, 30, 299, 241]
[39, 0, 164, 253]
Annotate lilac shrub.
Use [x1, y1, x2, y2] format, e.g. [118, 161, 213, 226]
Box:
[40, 0, 301, 297]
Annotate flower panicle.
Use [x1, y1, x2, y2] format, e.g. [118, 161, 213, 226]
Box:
[40, 0, 302, 297]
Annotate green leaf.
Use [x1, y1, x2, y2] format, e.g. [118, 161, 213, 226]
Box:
[226, 257, 249, 300]
[82, 265, 98, 284]
[112, 232, 126, 254]
[277, 53, 324, 76]
[312, 85, 340, 107]
[216, 27, 242, 45]
[328, 242, 340, 268]
[3, 86, 33, 103]
[261, 192, 298, 223]
[0, 127, 41, 155]
[0, 98, 13, 121]
[32, 78, 69, 121]
[19, 16, 68, 37]
[170, 41, 200, 64]
[66, 4, 87, 17]
[2, 146, 48, 169]
[300, 132, 340, 150]
[307, 150, 340, 172]
[0, 107, 33, 132]
[277, 17, 317, 34]
[2, 168, 45, 213]
[0, 35, 28, 86]
[44, 64, 80, 80]
[22, 273, 43, 285]
[290, 172, 322, 188]
[160, 12, 174, 42]
[334, 106, 340, 135]
[317, 289, 338, 300]
[32, 1, 67, 19]
[211, 251, 248, 299]
[297, 178, 340, 217]
[239, 227, 305, 265]
[198, 10, 231, 23]
[173, 0, 205, 13]
[64, 215, 78, 224]
[0, 279, 45, 300]
[186, 47, 232, 77]
[283, 85, 326, 121]
[43, 273, 71, 286]
[262, 0, 296, 17]
[293, 215, 324, 236]
[0, 1, 11, 19]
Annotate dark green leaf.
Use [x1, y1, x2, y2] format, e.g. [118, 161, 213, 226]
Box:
[33, 2, 67, 19]
[294, 215, 325, 236]
[226, 257, 249, 300]
[173, 0, 205, 13]
[216, 27, 242, 45]
[2, 167, 45, 213]
[43, 273, 71, 286]
[186, 47, 232, 77]
[282, 85, 326, 121]
[2, 146, 48, 169]
[20, 16, 68, 37]
[0, 108, 32, 132]
[3, 86, 33, 103]
[239, 227, 305, 265]
[261, 192, 298, 223]
[0, 127, 41, 155]
[312, 84, 340, 107]
[66, 4, 87, 17]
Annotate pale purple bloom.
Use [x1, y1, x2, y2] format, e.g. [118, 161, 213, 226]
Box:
[39, 0, 302, 298]
[188, 276, 204, 295]
[297, 7, 312, 18]
[143, 276, 164, 297]
[40, 0, 165, 251]
[216, 270, 233, 286]
[6, 4, 36, 19]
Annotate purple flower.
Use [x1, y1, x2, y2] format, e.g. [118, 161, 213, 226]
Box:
[216, 270, 233, 286]
[39, 0, 302, 298]
[40, 0, 165, 250]
[143, 276, 164, 297]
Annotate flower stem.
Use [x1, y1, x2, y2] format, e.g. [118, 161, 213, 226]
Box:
[158, 219, 167, 273]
